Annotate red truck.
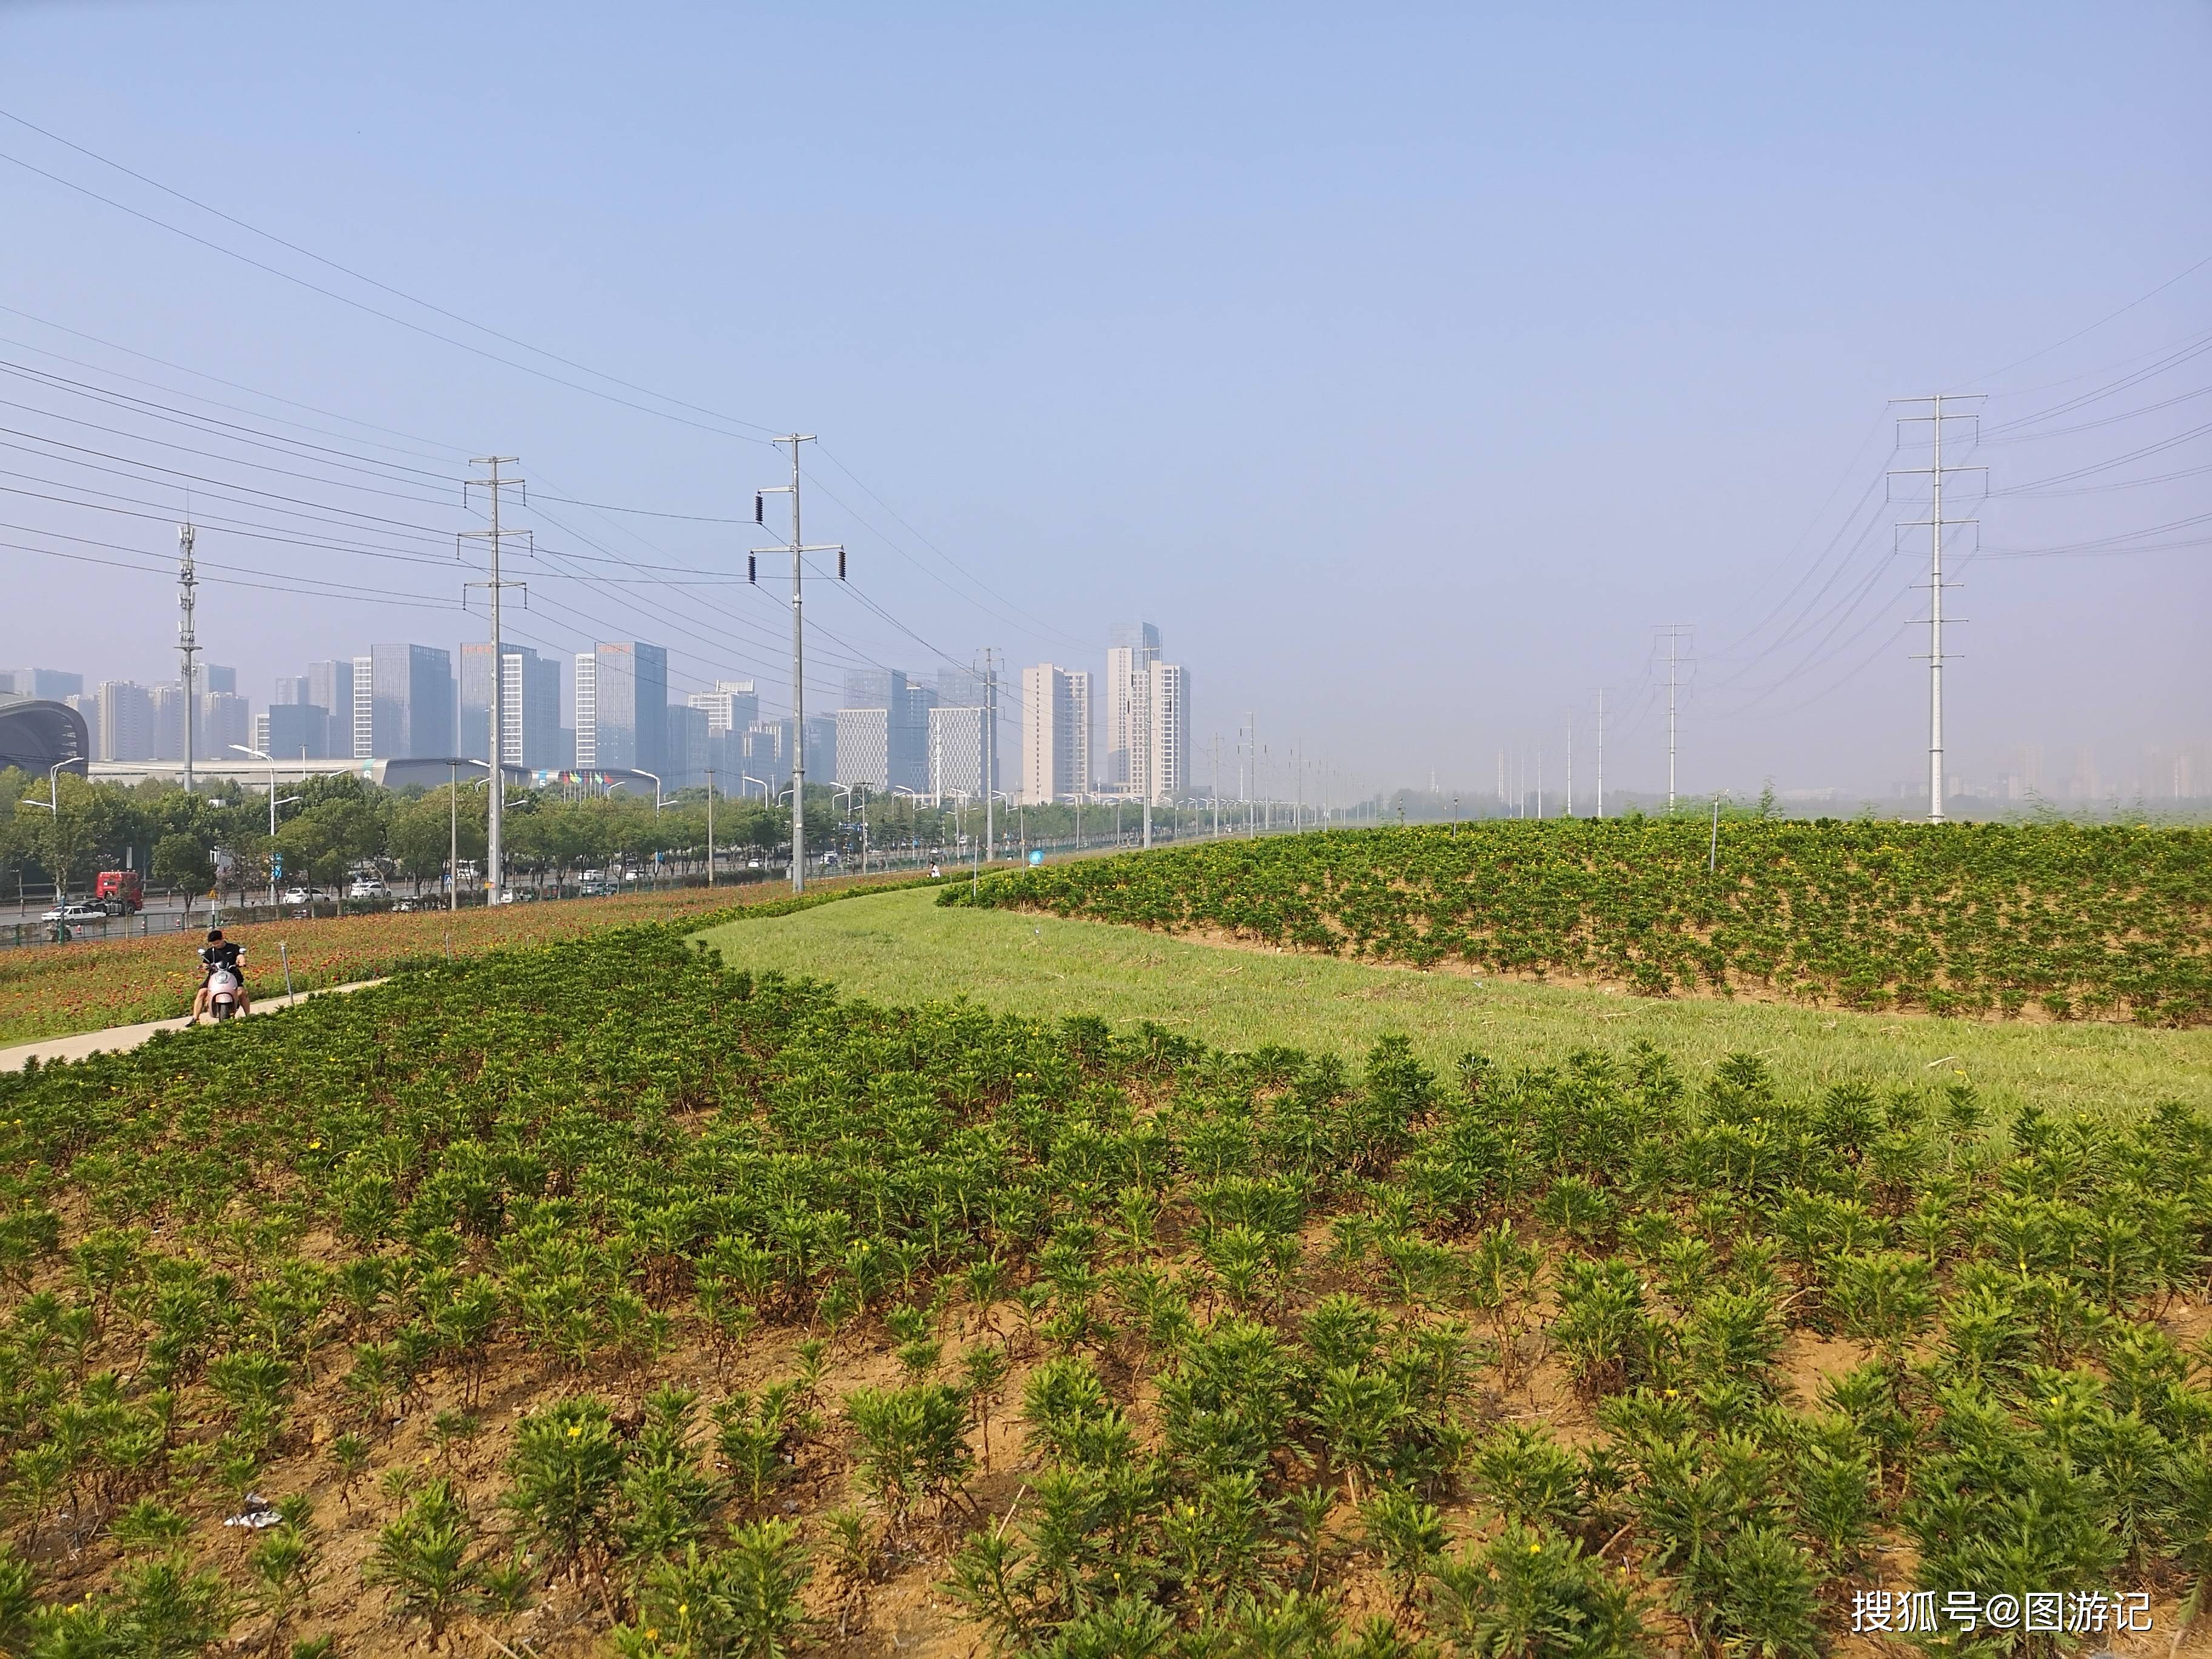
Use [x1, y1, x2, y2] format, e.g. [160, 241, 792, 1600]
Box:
[92, 870, 144, 916]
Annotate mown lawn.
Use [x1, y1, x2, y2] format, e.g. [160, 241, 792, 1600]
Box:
[695, 885, 2212, 1121]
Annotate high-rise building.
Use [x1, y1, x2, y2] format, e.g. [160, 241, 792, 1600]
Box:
[1147, 660, 1190, 803]
[1105, 622, 1161, 795]
[843, 669, 931, 793]
[1, 669, 84, 701]
[689, 680, 760, 735]
[458, 642, 498, 764]
[1021, 664, 1093, 803]
[355, 645, 455, 759]
[665, 703, 710, 790]
[150, 682, 189, 761]
[96, 680, 153, 762]
[258, 703, 328, 760]
[462, 643, 560, 768]
[743, 719, 786, 779]
[204, 665, 237, 696]
[504, 649, 560, 770]
[937, 666, 1003, 793]
[690, 683, 759, 785]
[64, 692, 99, 737]
[834, 707, 889, 789]
[572, 642, 666, 773]
[202, 691, 251, 762]
[273, 676, 310, 706]
[307, 661, 354, 732]
[929, 705, 989, 804]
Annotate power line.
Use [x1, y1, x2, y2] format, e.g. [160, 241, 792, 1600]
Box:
[1946, 247, 2212, 391]
[0, 141, 780, 445]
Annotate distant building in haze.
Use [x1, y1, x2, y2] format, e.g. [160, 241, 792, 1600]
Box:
[462, 642, 560, 769]
[1105, 622, 1159, 795]
[307, 662, 354, 732]
[1, 669, 84, 702]
[255, 702, 329, 760]
[97, 680, 153, 762]
[354, 645, 455, 760]
[1021, 664, 1092, 803]
[573, 642, 666, 773]
[1146, 660, 1190, 803]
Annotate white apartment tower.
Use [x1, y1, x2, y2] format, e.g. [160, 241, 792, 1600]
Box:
[1105, 622, 1159, 796]
[1021, 663, 1093, 803]
[572, 652, 598, 768]
[1147, 660, 1190, 804]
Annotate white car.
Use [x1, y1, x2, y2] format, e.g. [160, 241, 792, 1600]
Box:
[347, 878, 388, 899]
[281, 886, 311, 905]
[41, 902, 108, 925]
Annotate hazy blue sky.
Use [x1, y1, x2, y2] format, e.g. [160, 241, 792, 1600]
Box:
[2, 2, 2207, 803]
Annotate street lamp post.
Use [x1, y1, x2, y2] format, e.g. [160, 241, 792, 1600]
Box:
[21, 761, 67, 939]
[891, 785, 924, 871]
[232, 745, 302, 905]
[705, 769, 717, 886]
[630, 769, 663, 888]
[446, 760, 490, 911]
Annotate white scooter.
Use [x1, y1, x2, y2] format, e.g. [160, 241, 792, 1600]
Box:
[206, 965, 244, 1023]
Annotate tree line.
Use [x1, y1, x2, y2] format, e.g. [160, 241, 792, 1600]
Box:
[0, 769, 1209, 902]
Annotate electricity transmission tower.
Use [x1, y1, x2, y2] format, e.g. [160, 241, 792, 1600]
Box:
[461, 457, 529, 903]
[1658, 624, 1694, 811]
[979, 648, 1000, 862]
[177, 521, 198, 791]
[752, 437, 845, 893]
[1594, 688, 1605, 819]
[1889, 394, 1985, 824]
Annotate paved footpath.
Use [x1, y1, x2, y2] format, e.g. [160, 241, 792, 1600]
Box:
[0, 979, 387, 1073]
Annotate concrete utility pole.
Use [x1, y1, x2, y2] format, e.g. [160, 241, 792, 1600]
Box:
[177, 521, 198, 791]
[1659, 624, 1693, 812]
[1565, 717, 1574, 817]
[1890, 395, 1984, 825]
[462, 457, 528, 903]
[752, 437, 845, 893]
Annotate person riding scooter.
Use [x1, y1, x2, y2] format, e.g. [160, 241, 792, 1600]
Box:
[191, 928, 250, 1024]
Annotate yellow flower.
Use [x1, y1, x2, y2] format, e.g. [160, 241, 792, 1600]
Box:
[1529, 1541, 1542, 1554]
[568, 1424, 582, 1438]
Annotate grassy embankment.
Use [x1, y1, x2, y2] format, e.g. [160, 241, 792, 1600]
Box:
[695, 885, 2212, 1121]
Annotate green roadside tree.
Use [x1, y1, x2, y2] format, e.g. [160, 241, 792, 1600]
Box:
[152, 833, 215, 915]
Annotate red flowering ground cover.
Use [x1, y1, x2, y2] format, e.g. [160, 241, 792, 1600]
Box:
[0, 880, 861, 1045]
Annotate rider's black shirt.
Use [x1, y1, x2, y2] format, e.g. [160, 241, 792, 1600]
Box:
[199, 941, 243, 978]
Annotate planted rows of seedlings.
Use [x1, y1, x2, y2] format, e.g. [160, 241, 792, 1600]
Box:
[4, 924, 2212, 1657]
[950, 819, 2212, 1025]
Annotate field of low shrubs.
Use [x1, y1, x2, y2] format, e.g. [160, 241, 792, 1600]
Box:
[2, 913, 2211, 1655]
[951, 819, 2212, 1026]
